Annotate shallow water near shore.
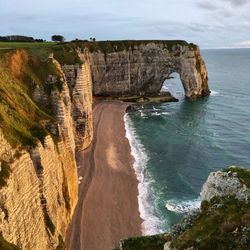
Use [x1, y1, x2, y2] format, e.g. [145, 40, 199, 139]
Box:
[125, 48, 250, 234]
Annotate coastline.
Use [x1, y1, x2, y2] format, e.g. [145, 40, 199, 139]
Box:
[124, 112, 166, 235]
[66, 101, 142, 250]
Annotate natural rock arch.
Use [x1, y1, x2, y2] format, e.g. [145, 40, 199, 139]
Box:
[90, 41, 210, 100]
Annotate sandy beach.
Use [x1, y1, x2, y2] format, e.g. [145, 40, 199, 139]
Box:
[66, 101, 142, 250]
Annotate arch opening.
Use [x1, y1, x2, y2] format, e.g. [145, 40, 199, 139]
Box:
[160, 72, 185, 100]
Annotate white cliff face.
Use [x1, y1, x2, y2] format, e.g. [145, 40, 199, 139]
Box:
[200, 170, 250, 202]
[0, 53, 93, 248]
[90, 42, 209, 100]
[0, 128, 78, 249]
[62, 62, 93, 151]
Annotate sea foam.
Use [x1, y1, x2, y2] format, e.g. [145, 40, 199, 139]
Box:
[165, 198, 200, 213]
[124, 113, 164, 235]
[210, 90, 219, 96]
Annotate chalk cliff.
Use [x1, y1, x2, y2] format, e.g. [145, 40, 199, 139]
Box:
[0, 48, 93, 249]
[90, 41, 209, 100]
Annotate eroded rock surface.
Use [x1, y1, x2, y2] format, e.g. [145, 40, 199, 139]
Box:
[90, 42, 209, 99]
[0, 51, 93, 249]
[200, 169, 250, 202]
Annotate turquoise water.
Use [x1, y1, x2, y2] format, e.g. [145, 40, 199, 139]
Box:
[125, 49, 250, 234]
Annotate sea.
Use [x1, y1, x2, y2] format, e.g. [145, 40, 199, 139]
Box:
[124, 48, 250, 235]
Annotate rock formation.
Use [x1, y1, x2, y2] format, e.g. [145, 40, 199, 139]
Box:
[200, 168, 250, 202]
[90, 41, 210, 100]
[0, 49, 93, 249]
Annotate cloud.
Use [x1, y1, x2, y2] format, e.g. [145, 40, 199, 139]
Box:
[234, 40, 250, 47]
[196, 1, 217, 10]
[222, 0, 249, 6]
[196, 0, 250, 19]
[196, 0, 250, 11]
[241, 21, 250, 27]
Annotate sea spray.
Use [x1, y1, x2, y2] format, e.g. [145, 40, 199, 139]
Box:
[165, 198, 200, 213]
[210, 90, 219, 96]
[124, 113, 164, 235]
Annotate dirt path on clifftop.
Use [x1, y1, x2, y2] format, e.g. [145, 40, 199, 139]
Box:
[66, 102, 142, 250]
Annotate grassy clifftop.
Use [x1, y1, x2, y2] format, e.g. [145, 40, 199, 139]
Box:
[84, 40, 197, 53]
[0, 39, 197, 56]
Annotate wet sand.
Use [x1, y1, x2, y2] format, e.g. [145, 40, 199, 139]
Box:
[66, 101, 142, 250]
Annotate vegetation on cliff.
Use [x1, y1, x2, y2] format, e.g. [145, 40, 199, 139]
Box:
[0, 41, 85, 149]
[120, 167, 250, 250]
[0, 50, 56, 147]
[118, 234, 170, 250]
[171, 197, 250, 249]
[77, 40, 197, 54]
[0, 39, 197, 56]
[0, 160, 11, 188]
[0, 233, 20, 250]
[223, 166, 250, 189]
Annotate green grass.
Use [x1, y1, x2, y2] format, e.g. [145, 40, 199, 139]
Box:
[171, 197, 250, 250]
[0, 233, 20, 250]
[120, 234, 171, 250]
[85, 40, 197, 54]
[0, 160, 11, 188]
[0, 50, 59, 148]
[56, 235, 66, 250]
[0, 42, 56, 49]
[0, 69, 55, 147]
[0, 41, 82, 65]
[223, 166, 250, 189]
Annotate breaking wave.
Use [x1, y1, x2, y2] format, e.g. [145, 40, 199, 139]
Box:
[124, 113, 164, 235]
[165, 198, 200, 213]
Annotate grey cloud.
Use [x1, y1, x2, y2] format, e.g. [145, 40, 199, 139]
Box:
[196, 1, 217, 10]
[196, 0, 249, 11]
[222, 0, 249, 6]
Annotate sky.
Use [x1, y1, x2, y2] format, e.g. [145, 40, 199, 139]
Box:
[1, 0, 250, 48]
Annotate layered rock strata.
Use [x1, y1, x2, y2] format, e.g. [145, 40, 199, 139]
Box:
[62, 53, 93, 150]
[0, 129, 78, 249]
[90, 42, 210, 100]
[0, 53, 93, 249]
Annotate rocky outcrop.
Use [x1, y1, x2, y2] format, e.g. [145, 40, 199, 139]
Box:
[200, 168, 250, 202]
[90, 41, 210, 100]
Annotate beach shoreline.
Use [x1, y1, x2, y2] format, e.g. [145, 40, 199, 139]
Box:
[66, 101, 142, 250]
